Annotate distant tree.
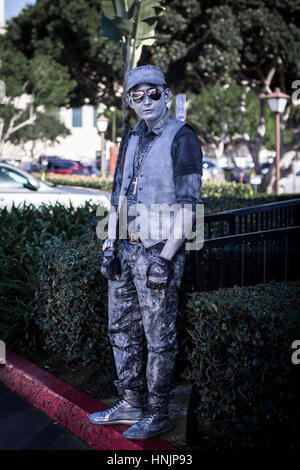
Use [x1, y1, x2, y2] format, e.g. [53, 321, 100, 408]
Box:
[13, 110, 70, 160]
[175, 81, 269, 164]
[2, 0, 123, 107]
[4, 0, 300, 191]
[0, 38, 75, 158]
[147, 0, 300, 192]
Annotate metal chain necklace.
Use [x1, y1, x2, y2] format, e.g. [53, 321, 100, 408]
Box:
[131, 134, 158, 195]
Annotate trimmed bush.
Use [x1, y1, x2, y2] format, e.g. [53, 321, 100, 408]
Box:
[38, 173, 300, 214]
[32, 223, 300, 449]
[34, 230, 112, 370]
[37, 173, 114, 193]
[203, 193, 300, 215]
[44, 175, 253, 200]
[0, 201, 103, 351]
[186, 281, 300, 449]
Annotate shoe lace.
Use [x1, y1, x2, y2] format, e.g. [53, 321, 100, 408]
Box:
[138, 413, 155, 430]
[139, 407, 166, 429]
[109, 398, 125, 413]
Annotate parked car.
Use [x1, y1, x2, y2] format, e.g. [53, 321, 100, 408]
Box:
[252, 162, 300, 193]
[45, 157, 90, 175]
[0, 163, 110, 210]
[202, 157, 225, 181]
[22, 162, 41, 173]
[279, 171, 300, 194]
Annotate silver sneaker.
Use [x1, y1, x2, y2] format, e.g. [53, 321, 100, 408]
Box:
[122, 411, 174, 440]
[88, 390, 144, 425]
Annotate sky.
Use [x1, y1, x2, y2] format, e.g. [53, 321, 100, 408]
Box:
[5, 0, 36, 22]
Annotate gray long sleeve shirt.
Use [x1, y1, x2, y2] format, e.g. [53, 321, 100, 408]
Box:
[112, 120, 203, 208]
[110, 111, 203, 255]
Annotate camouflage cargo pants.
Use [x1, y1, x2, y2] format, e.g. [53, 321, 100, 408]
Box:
[108, 239, 186, 407]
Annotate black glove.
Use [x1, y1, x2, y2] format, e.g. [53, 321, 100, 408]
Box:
[101, 248, 122, 281]
[146, 255, 171, 290]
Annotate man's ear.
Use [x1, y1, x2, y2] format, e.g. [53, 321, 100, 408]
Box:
[164, 88, 172, 104]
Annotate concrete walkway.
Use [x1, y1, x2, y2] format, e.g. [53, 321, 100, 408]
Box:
[0, 350, 178, 450]
[0, 382, 91, 450]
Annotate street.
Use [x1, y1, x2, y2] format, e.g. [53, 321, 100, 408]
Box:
[0, 382, 92, 450]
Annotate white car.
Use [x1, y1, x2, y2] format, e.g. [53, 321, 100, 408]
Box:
[279, 171, 300, 194]
[0, 163, 111, 210]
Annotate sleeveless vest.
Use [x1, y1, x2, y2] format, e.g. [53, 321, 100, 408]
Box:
[117, 115, 186, 248]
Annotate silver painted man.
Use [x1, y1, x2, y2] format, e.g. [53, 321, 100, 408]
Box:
[88, 65, 203, 440]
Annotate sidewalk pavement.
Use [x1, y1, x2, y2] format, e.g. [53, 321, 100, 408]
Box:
[0, 350, 180, 451]
[0, 382, 92, 450]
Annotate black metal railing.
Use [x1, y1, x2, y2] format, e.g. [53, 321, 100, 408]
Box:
[204, 198, 300, 239]
[188, 198, 300, 292]
[189, 226, 300, 291]
[204, 199, 300, 240]
[184, 198, 300, 448]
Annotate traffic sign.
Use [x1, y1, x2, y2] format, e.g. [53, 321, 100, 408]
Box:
[176, 94, 186, 121]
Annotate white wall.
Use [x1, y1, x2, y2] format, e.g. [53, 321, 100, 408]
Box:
[44, 106, 103, 162]
[2, 102, 112, 165]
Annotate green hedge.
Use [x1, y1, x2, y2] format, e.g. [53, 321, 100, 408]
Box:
[42, 174, 113, 193]
[0, 202, 103, 351]
[1, 193, 299, 352]
[33, 229, 300, 449]
[44, 174, 253, 200]
[34, 231, 112, 371]
[186, 281, 300, 449]
[41, 174, 300, 214]
[203, 193, 300, 215]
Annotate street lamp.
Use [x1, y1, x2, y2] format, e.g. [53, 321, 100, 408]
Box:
[264, 87, 290, 195]
[96, 113, 108, 178]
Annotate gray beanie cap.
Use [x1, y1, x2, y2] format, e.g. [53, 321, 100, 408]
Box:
[126, 65, 166, 93]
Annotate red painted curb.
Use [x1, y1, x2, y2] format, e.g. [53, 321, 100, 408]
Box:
[0, 350, 177, 451]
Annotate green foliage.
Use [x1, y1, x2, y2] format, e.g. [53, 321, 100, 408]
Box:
[0, 45, 29, 98]
[2, 0, 123, 107]
[30, 55, 76, 107]
[203, 193, 300, 215]
[34, 230, 113, 369]
[152, 0, 300, 92]
[186, 281, 300, 449]
[1, 191, 298, 355]
[0, 40, 75, 107]
[44, 174, 254, 200]
[102, 0, 164, 46]
[0, 201, 102, 352]
[179, 82, 273, 145]
[41, 174, 300, 214]
[43, 174, 114, 193]
[13, 109, 70, 152]
[103, 106, 135, 142]
[201, 181, 253, 199]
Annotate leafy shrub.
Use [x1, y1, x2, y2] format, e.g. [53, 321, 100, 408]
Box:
[40, 173, 299, 215]
[0, 201, 103, 351]
[202, 181, 253, 198]
[186, 281, 300, 449]
[39, 173, 113, 193]
[203, 192, 300, 215]
[34, 230, 112, 371]
[1, 190, 298, 355]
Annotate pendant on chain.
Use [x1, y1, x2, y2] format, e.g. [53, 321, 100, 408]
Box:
[132, 177, 138, 195]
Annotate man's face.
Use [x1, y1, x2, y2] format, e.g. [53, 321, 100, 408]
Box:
[127, 82, 170, 128]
